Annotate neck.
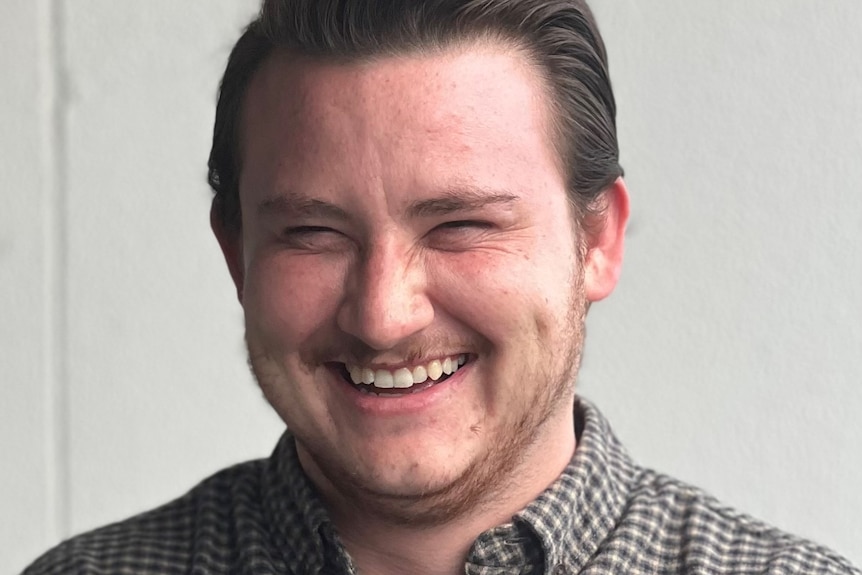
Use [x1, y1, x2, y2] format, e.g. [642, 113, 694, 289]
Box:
[317, 413, 576, 575]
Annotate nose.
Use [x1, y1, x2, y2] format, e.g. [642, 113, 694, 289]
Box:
[336, 239, 434, 351]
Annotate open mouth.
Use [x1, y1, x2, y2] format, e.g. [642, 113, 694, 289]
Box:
[334, 354, 469, 396]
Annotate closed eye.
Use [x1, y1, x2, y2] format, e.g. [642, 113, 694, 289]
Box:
[281, 226, 350, 251]
[426, 220, 494, 251]
[435, 220, 492, 231]
[285, 225, 336, 234]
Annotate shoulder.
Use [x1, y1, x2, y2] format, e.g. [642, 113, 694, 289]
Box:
[21, 459, 267, 575]
[603, 468, 859, 574]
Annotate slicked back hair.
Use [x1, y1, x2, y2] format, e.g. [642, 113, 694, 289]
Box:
[208, 0, 622, 233]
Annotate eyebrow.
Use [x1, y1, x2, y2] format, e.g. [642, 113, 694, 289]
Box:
[257, 186, 519, 221]
[258, 192, 352, 222]
[407, 187, 520, 218]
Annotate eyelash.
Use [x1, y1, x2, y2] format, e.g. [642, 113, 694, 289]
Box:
[284, 221, 489, 235]
[283, 226, 335, 235]
[279, 221, 491, 252]
[279, 226, 347, 250]
[434, 220, 491, 231]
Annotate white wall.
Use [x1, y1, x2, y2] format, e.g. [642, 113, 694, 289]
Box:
[1, 1, 57, 570]
[2, 1, 860, 571]
[584, 1, 862, 564]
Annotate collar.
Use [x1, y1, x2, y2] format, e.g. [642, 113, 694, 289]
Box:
[261, 398, 635, 574]
[467, 398, 635, 573]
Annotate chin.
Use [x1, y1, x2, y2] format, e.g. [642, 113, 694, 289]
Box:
[350, 466, 485, 526]
[334, 432, 476, 492]
[295, 432, 483, 522]
[306, 425, 523, 526]
[366, 456, 469, 498]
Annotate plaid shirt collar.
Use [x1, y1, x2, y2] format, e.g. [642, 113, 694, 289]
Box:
[260, 398, 635, 574]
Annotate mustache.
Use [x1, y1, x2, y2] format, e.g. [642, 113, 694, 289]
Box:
[302, 332, 486, 366]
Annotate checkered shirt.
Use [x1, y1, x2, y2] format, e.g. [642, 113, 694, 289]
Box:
[24, 399, 859, 574]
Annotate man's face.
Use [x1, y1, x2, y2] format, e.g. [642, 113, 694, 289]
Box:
[220, 42, 623, 521]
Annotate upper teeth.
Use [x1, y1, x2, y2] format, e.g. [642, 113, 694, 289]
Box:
[347, 355, 467, 390]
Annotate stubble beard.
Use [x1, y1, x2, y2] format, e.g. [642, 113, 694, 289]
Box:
[246, 285, 588, 528]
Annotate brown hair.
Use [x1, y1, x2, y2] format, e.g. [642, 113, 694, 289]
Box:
[208, 0, 622, 232]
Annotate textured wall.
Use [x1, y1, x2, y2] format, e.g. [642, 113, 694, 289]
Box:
[2, 1, 860, 571]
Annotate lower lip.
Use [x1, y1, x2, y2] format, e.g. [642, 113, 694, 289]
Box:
[331, 362, 471, 416]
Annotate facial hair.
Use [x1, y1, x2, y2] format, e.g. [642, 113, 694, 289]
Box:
[246, 273, 588, 528]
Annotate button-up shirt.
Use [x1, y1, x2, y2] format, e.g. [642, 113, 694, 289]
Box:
[24, 399, 858, 574]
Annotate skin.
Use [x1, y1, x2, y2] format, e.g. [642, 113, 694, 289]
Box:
[213, 41, 629, 575]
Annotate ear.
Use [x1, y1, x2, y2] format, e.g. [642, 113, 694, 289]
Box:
[583, 177, 630, 302]
[210, 201, 245, 303]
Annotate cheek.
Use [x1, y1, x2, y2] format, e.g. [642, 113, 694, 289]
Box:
[431, 253, 497, 311]
[433, 251, 569, 339]
[243, 253, 345, 343]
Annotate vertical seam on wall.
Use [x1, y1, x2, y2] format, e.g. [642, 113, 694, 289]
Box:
[45, 0, 71, 541]
[39, 0, 58, 544]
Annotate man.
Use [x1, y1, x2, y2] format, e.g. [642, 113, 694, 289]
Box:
[24, 0, 859, 573]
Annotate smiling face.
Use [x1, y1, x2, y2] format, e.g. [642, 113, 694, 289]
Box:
[214, 41, 626, 524]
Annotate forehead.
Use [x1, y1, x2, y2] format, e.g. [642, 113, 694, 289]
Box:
[239, 42, 566, 211]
